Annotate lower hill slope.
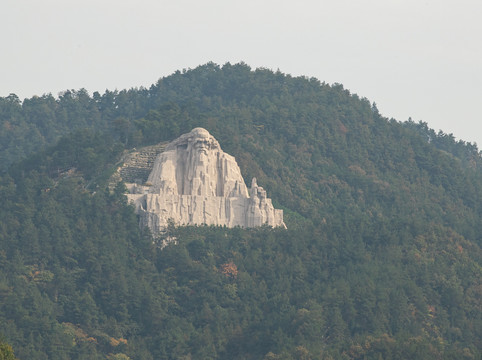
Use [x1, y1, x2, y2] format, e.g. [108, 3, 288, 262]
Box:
[0, 64, 481, 359]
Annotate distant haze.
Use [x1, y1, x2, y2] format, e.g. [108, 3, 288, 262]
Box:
[2, 0, 481, 146]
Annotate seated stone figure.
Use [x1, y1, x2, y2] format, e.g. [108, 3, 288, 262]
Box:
[126, 128, 285, 234]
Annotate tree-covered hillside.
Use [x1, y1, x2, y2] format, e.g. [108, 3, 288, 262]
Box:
[0, 63, 481, 359]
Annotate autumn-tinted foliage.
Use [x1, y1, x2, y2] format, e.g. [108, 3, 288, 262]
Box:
[0, 339, 18, 360]
[0, 63, 480, 359]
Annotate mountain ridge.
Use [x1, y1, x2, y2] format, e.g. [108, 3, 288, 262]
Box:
[0, 63, 480, 359]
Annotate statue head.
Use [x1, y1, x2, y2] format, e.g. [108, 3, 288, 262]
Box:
[165, 127, 220, 154]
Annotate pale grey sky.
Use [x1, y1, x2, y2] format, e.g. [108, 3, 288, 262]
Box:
[2, 0, 482, 145]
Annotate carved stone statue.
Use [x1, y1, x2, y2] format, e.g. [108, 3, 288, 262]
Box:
[126, 128, 285, 234]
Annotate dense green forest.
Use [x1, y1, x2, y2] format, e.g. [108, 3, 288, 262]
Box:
[0, 63, 480, 359]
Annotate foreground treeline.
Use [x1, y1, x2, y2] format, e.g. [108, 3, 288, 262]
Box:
[0, 63, 481, 359]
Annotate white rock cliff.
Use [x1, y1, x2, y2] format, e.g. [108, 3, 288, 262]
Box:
[126, 128, 285, 234]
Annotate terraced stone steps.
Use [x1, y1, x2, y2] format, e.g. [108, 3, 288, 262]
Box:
[117, 143, 167, 184]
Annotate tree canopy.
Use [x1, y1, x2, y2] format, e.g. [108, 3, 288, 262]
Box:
[0, 63, 480, 359]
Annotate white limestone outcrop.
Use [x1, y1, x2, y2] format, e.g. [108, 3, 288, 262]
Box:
[126, 128, 285, 234]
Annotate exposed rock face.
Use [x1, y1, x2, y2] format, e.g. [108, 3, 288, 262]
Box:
[126, 128, 285, 234]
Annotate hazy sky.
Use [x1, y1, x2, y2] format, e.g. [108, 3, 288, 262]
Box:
[2, 0, 482, 145]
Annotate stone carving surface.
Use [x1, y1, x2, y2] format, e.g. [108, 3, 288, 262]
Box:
[126, 128, 285, 234]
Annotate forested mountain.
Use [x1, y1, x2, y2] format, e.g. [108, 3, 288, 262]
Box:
[0, 63, 480, 359]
